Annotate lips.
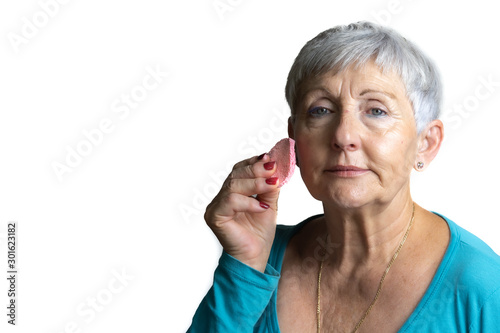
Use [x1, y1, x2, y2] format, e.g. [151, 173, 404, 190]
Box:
[329, 165, 367, 171]
[326, 165, 369, 177]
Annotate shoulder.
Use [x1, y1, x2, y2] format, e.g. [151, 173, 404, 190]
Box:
[441, 213, 500, 278]
[401, 213, 500, 331]
[435, 212, 500, 301]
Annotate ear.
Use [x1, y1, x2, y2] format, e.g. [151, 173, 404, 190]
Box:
[287, 116, 295, 139]
[288, 116, 299, 167]
[415, 119, 444, 171]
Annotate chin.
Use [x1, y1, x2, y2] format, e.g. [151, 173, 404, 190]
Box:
[311, 183, 375, 210]
[324, 195, 372, 210]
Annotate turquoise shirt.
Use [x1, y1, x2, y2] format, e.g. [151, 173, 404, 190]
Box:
[188, 213, 500, 332]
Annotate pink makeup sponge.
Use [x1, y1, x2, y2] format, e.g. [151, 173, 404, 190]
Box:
[268, 138, 296, 188]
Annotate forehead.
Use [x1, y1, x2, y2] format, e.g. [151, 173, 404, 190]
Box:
[298, 61, 407, 102]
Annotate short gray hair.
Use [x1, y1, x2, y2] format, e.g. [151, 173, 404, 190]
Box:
[285, 21, 442, 133]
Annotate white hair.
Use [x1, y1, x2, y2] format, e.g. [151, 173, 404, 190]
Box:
[285, 21, 442, 133]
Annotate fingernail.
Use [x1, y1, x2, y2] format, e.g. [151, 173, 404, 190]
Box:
[257, 153, 266, 160]
[264, 161, 275, 170]
[266, 177, 278, 185]
[260, 202, 270, 209]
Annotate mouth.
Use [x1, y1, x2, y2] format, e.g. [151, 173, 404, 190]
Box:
[325, 165, 370, 177]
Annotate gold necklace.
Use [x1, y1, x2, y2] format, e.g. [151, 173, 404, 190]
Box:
[316, 203, 415, 333]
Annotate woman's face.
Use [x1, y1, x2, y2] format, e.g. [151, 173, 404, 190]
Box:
[290, 61, 419, 209]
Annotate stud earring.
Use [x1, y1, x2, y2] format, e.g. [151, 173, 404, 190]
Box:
[417, 161, 424, 169]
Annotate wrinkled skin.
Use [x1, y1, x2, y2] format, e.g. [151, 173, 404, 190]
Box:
[290, 61, 420, 211]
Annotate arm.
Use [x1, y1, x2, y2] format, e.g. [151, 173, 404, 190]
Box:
[188, 153, 282, 331]
[187, 252, 280, 332]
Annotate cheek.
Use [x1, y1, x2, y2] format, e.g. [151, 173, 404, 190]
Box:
[294, 130, 326, 185]
[294, 127, 319, 161]
[366, 128, 417, 175]
[295, 137, 317, 171]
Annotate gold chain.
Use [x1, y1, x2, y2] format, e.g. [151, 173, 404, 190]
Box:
[316, 203, 415, 333]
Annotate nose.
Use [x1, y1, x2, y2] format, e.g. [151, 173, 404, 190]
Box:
[331, 111, 361, 152]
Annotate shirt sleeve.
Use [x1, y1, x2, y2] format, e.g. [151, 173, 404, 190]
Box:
[187, 251, 280, 332]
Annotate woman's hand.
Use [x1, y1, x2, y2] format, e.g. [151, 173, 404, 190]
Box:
[204, 153, 281, 273]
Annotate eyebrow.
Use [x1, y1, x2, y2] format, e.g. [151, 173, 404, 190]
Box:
[298, 87, 335, 102]
[299, 87, 397, 101]
[359, 89, 397, 99]
[295, 87, 398, 109]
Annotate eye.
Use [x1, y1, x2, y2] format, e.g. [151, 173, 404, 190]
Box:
[369, 108, 387, 117]
[308, 106, 331, 117]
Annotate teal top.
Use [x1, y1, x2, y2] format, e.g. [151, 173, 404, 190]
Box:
[188, 213, 500, 332]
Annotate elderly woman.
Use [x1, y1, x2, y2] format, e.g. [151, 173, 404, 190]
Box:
[188, 22, 500, 332]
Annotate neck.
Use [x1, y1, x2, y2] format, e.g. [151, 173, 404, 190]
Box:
[319, 196, 415, 276]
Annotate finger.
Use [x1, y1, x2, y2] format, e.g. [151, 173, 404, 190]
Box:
[208, 153, 276, 205]
[230, 159, 277, 181]
[224, 176, 280, 197]
[231, 152, 270, 171]
[210, 192, 272, 221]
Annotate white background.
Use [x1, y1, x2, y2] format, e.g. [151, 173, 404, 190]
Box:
[1, 0, 499, 332]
